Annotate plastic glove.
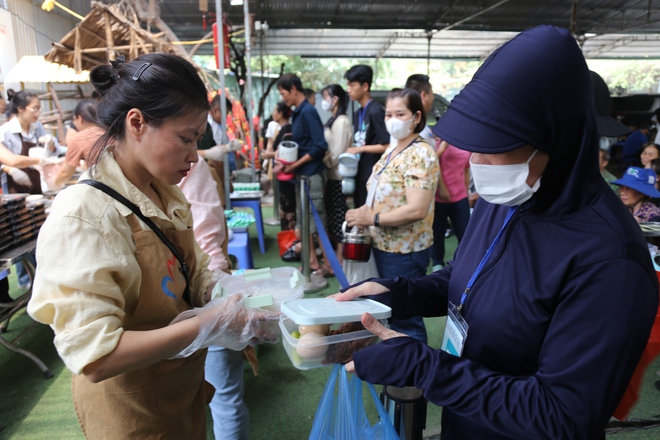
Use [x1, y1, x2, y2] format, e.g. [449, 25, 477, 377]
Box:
[204, 145, 229, 161]
[7, 167, 31, 186]
[38, 134, 55, 149]
[169, 293, 281, 358]
[38, 156, 62, 166]
[228, 139, 242, 152]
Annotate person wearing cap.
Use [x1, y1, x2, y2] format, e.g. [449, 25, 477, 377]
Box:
[334, 25, 658, 439]
[613, 166, 660, 223]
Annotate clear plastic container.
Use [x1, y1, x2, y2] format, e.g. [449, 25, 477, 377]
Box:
[279, 298, 392, 370]
[279, 316, 387, 370]
[213, 267, 304, 312]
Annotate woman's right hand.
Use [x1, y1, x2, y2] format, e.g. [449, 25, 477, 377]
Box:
[330, 281, 390, 301]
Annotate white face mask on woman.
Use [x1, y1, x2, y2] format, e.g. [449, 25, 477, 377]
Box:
[385, 117, 415, 140]
[470, 149, 541, 206]
[321, 99, 332, 112]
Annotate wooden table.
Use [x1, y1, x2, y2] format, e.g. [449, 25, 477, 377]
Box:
[0, 240, 53, 378]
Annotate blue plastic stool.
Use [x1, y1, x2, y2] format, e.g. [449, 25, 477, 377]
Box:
[231, 196, 266, 254]
[227, 231, 254, 270]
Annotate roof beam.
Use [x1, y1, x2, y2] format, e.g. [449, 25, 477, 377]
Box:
[432, 0, 512, 31]
[376, 33, 398, 60]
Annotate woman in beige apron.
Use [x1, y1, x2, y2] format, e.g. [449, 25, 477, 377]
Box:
[28, 54, 279, 439]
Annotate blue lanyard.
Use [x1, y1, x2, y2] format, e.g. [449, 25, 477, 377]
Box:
[376, 137, 418, 176]
[458, 206, 517, 313]
[357, 99, 372, 131]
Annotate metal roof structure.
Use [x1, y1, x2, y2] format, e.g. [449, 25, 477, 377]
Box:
[150, 0, 660, 59]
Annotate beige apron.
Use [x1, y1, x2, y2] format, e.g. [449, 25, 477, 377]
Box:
[72, 214, 207, 439]
[7, 135, 42, 194]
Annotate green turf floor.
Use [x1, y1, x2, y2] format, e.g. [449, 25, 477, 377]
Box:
[2, 218, 660, 439]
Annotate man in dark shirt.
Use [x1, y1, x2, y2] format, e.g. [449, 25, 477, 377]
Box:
[344, 64, 390, 208]
[277, 74, 332, 274]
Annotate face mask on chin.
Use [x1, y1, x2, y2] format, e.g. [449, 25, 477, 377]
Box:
[470, 149, 541, 206]
[386, 116, 416, 140]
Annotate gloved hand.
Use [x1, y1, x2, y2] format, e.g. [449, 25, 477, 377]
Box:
[204, 145, 229, 161]
[7, 167, 32, 186]
[169, 293, 281, 358]
[38, 156, 62, 166]
[228, 139, 242, 152]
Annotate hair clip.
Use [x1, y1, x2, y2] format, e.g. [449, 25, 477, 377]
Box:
[132, 63, 152, 81]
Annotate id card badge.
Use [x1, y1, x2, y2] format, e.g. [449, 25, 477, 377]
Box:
[354, 130, 366, 147]
[441, 302, 469, 356]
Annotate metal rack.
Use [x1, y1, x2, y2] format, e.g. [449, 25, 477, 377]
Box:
[0, 240, 53, 379]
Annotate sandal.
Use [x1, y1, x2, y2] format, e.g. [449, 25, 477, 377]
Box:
[298, 265, 320, 273]
[312, 267, 335, 278]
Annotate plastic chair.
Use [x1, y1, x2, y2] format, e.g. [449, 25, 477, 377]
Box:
[227, 231, 254, 270]
[231, 197, 266, 254]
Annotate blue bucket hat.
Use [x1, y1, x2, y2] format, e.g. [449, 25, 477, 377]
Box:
[612, 167, 660, 198]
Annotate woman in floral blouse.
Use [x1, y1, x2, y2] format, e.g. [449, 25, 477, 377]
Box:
[345, 88, 439, 343]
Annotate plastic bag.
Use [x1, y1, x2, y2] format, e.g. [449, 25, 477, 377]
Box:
[308, 364, 398, 440]
[342, 250, 379, 285]
[277, 230, 298, 257]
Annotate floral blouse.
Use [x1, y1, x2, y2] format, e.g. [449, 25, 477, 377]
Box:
[633, 200, 660, 223]
[367, 138, 439, 253]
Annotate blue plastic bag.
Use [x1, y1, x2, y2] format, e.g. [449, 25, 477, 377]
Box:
[309, 364, 399, 440]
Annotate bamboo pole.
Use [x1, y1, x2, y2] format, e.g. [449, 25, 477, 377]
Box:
[104, 11, 115, 61]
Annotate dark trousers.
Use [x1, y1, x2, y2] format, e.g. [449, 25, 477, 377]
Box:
[431, 198, 470, 266]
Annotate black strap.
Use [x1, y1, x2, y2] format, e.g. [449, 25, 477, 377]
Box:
[79, 179, 192, 305]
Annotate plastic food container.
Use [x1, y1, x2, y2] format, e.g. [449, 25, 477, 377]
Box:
[278, 140, 299, 163]
[213, 267, 305, 312]
[279, 298, 391, 370]
[338, 153, 358, 177]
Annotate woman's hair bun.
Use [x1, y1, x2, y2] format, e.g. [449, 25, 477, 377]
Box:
[6, 88, 15, 102]
[90, 64, 117, 97]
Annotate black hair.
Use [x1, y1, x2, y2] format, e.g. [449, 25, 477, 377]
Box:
[344, 65, 373, 89]
[275, 101, 292, 119]
[73, 99, 99, 124]
[7, 89, 39, 115]
[321, 84, 348, 129]
[88, 53, 209, 165]
[303, 89, 316, 99]
[386, 88, 426, 134]
[277, 74, 303, 93]
[405, 74, 432, 95]
[211, 93, 232, 112]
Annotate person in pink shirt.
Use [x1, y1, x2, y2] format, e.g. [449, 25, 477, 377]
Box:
[178, 154, 248, 440]
[431, 140, 471, 270]
[53, 99, 105, 188]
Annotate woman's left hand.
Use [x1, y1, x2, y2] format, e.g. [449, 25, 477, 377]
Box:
[345, 205, 374, 228]
[345, 313, 407, 374]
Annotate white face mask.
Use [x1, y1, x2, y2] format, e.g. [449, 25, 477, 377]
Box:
[470, 149, 541, 206]
[385, 116, 415, 140]
[321, 99, 332, 112]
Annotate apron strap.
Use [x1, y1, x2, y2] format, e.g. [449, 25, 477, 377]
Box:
[78, 179, 192, 305]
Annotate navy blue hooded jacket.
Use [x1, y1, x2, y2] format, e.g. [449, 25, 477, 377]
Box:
[352, 26, 658, 439]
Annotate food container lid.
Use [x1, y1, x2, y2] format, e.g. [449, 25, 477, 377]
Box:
[212, 267, 304, 306]
[280, 298, 391, 325]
